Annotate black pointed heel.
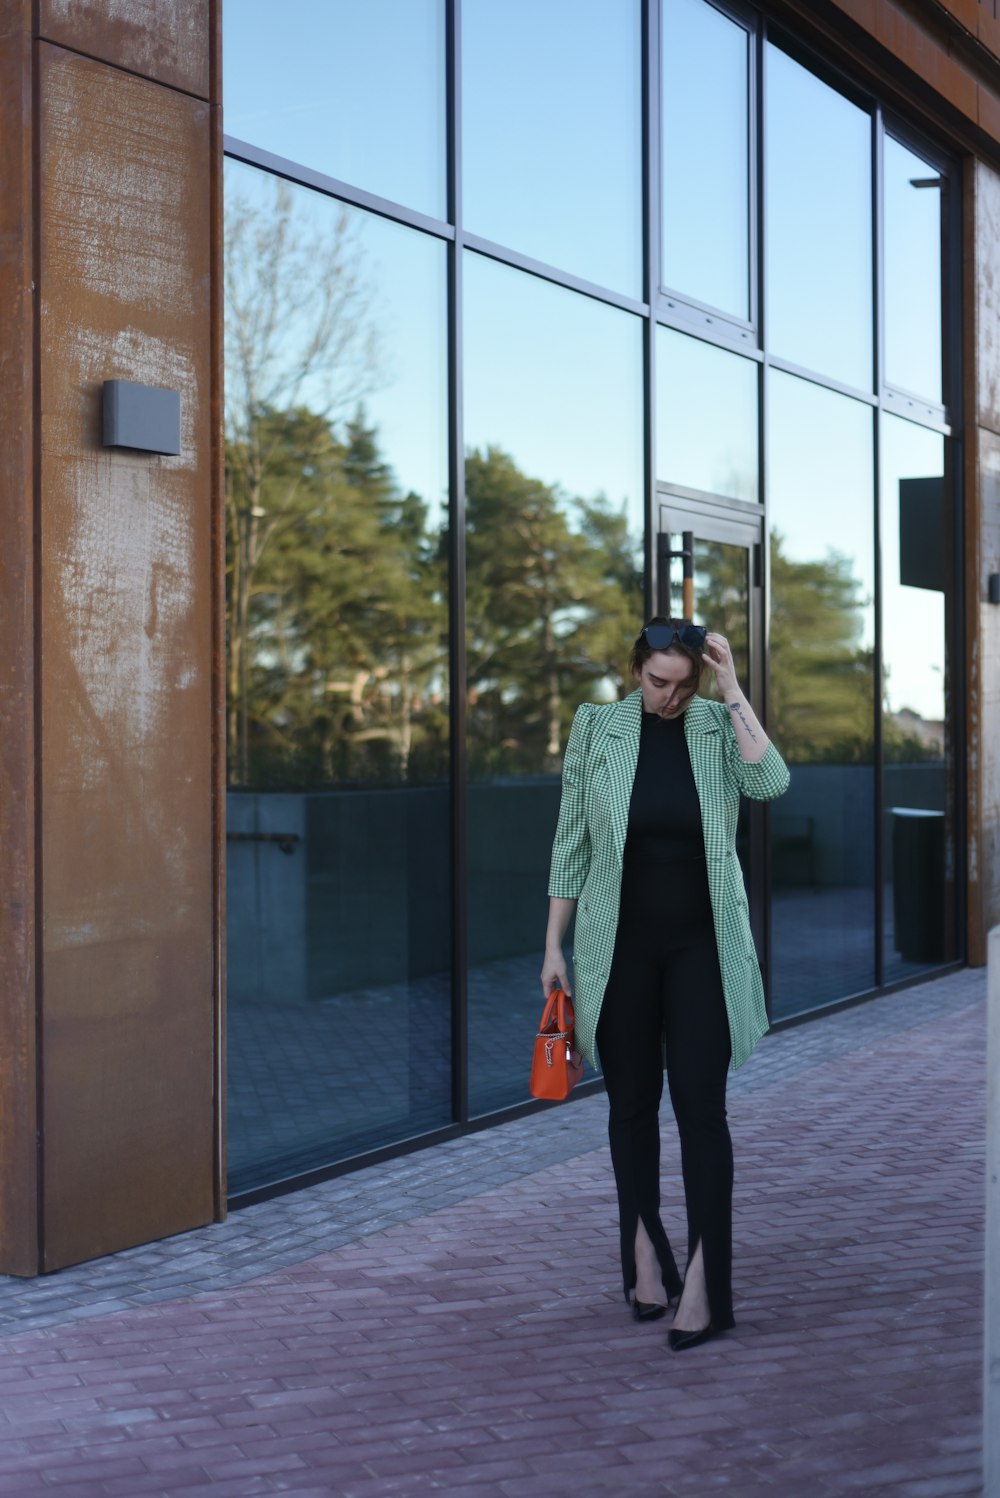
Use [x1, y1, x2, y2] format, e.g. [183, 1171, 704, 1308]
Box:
[632, 1299, 668, 1322]
[668, 1321, 720, 1352]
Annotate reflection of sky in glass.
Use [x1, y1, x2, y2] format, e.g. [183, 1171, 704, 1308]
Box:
[880, 414, 945, 720]
[462, 0, 642, 295]
[225, 161, 448, 515]
[768, 370, 875, 648]
[662, 0, 749, 317]
[766, 42, 872, 391]
[223, 1, 446, 218]
[463, 253, 644, 529]
[884, 136, 943, 403]
[656, 326, 758, 501]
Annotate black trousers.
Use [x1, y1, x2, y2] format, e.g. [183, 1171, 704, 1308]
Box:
[595, 855, 736, 1330]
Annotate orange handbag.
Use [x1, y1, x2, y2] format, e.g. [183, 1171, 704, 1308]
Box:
[529, 988, 584, 1101]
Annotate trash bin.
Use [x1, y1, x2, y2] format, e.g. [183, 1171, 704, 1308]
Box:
[890, 807, 945, 963]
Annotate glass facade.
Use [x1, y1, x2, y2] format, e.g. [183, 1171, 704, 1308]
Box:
[661, 0, 751, 320]
[463, 0, 643, 293]
[463, 253, 644, 1114]
[222, 1, 963, 1198]
[767, 373, 876, 1015]
[765, 40, 873, 390]
[656, 325, 759, 502]
[223, 163, 452, 1193]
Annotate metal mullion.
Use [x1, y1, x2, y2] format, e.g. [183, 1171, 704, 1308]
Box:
[759, 15, 774, 1016]
[873, 107, 885, 991]
[222, 136, 455, 242]
[947, 149, 968, 966]
[461, 232, 647, 317]
[655, 292, 757, 350]
[446, 0, 468, 1129]
[763, 351, 879, 408]
[646, 0, 659, 614]
[880, 385, 951, 433]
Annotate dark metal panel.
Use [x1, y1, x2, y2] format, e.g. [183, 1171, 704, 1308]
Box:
[0, 0, 41, 1277]
[38, 42, 215, 1269]
[38, 0, 209, 98]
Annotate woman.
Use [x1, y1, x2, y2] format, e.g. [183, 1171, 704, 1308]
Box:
[541, 618, 790, 1350]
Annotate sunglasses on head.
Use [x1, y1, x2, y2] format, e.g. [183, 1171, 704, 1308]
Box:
[642, 622, 707, 652]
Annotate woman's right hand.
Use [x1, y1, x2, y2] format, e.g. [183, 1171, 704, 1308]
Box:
[540, 948, 571, 998]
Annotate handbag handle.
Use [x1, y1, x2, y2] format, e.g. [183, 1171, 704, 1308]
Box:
[540, 986, 574, 1034]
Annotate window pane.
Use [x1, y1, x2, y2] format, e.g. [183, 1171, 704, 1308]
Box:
[224, 1, 446, 219]
[880, 414, 957, 980]
[765, 43, 872, 390]
[224, 162, 451, 1192]
[462, 0, 642, 294]
[768, 371, 875, 1015]
[656, 325, 758, 501]
[463, 253, 645, 1115]
[884, 135, 943, 403]
[662, 0, 750, 319]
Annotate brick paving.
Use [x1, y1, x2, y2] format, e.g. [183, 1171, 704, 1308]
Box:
[0, 966, 986, 1496]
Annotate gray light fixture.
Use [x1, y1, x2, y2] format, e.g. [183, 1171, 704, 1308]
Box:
[103, 380, 181, 456]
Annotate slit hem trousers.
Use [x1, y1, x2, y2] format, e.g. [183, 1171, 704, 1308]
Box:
[595, 881, 735, 1330]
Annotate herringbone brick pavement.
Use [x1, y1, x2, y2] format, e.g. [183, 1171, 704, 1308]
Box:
[0, 968, 985, 1496]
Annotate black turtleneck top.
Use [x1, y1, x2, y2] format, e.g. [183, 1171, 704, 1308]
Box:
[623, 708, 707, 867]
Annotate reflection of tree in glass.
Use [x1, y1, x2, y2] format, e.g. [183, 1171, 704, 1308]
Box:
[767, 529, 874, 764]
[686, 539, 749, 700]
[226, 407, 447, 787]
[224, 178, 446, 787]
[464, 447, 643, 777]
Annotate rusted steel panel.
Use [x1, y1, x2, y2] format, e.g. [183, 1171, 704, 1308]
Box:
[38, 42, 214, 1268]
[938, 0, 980, 35]
[0, 0, 40, 1276]
[822, 0, 1000, 146]
[976, 157, 1000, 436]
[39, 0, 209, 99]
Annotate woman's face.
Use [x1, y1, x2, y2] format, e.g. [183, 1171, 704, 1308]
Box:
[636, 650, 698, 718]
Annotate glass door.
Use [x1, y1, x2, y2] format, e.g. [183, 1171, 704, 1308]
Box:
[657, 499, 768, 974]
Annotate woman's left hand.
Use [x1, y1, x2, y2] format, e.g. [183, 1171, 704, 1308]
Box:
[702, 632, 741, 699]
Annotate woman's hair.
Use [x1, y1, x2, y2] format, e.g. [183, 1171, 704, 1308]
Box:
[628, 616, 707, 694]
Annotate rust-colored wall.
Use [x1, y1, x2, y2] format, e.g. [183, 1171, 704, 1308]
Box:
[831, 0, 1000, 139]
[39, 0, 209, 98]
[36, 41, 216, 1268]
[774, 0, 1000, 151]
[0, 0, 40, 1276]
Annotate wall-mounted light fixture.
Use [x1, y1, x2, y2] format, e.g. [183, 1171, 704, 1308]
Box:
[103, 380, 181, 456]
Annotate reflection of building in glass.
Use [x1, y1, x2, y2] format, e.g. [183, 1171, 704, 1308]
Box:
[3, 0, 1000, 1272]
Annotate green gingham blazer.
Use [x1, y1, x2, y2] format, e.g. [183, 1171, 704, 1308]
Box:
[548, 688, 790, 1072]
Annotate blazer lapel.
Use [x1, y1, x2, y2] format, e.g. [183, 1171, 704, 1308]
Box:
[602, 689, 642, 866]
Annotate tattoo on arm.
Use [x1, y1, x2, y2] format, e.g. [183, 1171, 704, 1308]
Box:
[729, 701, 759, 742]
